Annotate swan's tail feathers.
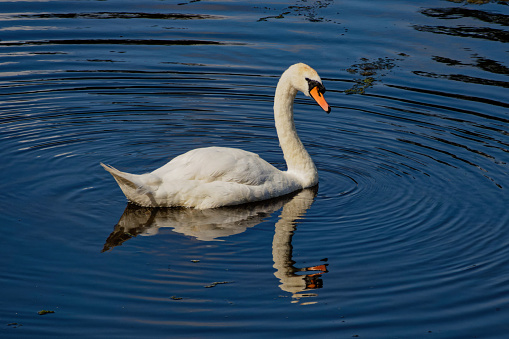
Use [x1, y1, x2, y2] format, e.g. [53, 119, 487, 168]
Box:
[101, 163, 159, 207]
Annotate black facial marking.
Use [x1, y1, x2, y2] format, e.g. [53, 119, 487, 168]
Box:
[306, 78, 326, 95]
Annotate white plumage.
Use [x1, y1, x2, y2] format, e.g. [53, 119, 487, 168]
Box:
[102, 63, 331, 209]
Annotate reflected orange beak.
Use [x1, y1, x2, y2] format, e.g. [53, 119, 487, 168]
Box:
[310, 86, 331, 113]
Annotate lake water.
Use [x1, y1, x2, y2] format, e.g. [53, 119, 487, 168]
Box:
[1, 0, 509, 338]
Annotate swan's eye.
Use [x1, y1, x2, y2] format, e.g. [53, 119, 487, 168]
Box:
[306, 78, 326, 95]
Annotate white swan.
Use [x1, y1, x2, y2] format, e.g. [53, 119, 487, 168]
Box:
[101, 63, 331, 209]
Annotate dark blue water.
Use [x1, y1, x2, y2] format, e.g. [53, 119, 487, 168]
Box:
[1, 0, 509, 338]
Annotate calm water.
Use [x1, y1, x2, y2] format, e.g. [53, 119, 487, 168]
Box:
[1, 0, 509, 338]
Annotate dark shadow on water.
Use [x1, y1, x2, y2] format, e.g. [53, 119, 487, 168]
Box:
[432, 55, 509, 76]
[103, 186, 328, 301]
[414, 24, 509, 43]
[415, 6, 509, 43]
[257, 0, 335, 23]
[412, 4, 509, 95]
[13, 12, 221, 20]
[421, 6, 509, 26]
[0, 39, 238, 47]
[412, 70, 509, 89]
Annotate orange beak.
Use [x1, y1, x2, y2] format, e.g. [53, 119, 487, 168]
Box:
[310, 86, 331, 113]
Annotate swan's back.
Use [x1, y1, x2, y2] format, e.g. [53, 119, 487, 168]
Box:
[154, 147, 273, 185]
[103, 147, 300, 209]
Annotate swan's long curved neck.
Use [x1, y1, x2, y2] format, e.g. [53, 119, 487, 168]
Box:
[274, 73, 318, 187]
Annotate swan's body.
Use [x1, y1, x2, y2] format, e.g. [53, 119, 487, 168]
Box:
[102, 63, 330, 209]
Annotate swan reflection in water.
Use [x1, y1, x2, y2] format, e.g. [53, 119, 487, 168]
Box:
[103, 187, 328, 302]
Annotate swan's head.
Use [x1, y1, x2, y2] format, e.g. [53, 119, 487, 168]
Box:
[286, 63, 331, 113]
